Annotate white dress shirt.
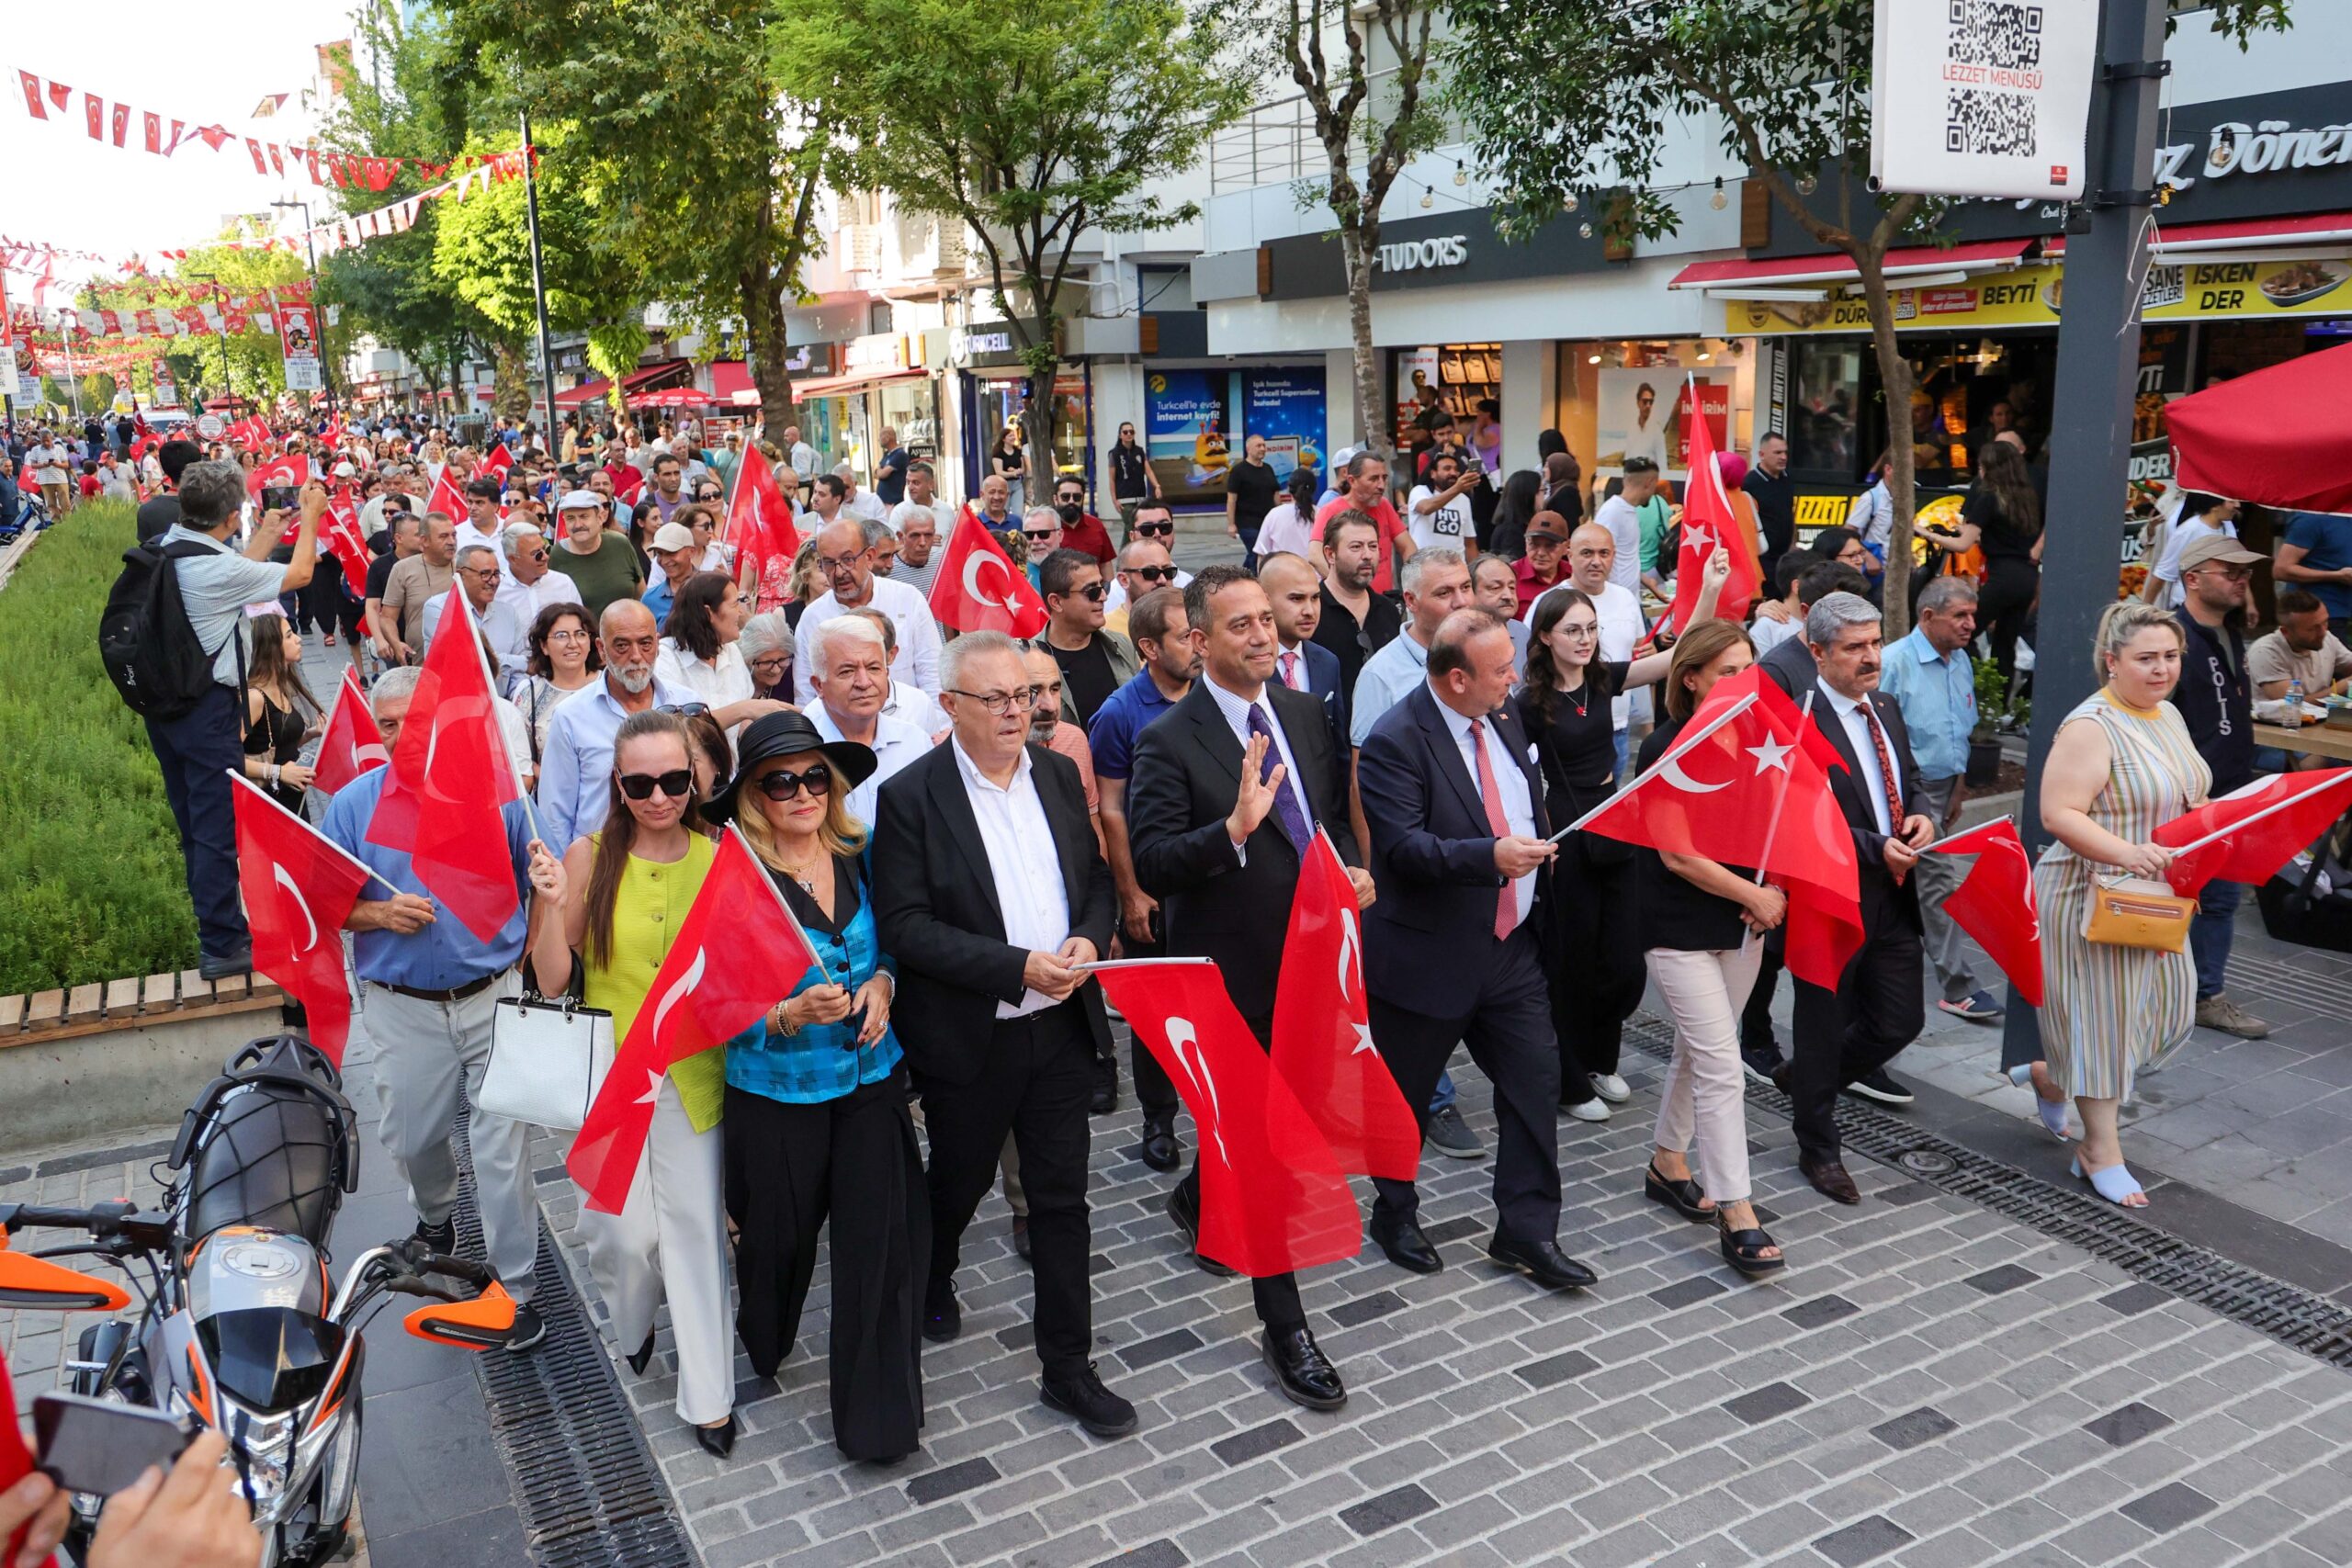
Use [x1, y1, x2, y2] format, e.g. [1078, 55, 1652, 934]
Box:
[653, 638, 753, 711]
[793, 575, 944, 702]
[882, 681, 949, 738]
[812, 705, 931, 829]
[419, 590, 529, 678]
[1275, 642, 1312, 693]
[1201, 673, 1311, 865]
[1435, 694, 1537, 932]
[495, 563, 584, 627]
[1817, 683, 1894, 835]
[951, 739, 1072, 1018]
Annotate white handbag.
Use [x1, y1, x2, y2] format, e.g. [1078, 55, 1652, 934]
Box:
[480, 992, 615, 1132]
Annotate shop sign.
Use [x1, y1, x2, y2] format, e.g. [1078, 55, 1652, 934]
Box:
[1239, 367, 1328, 482]
[1871, 0, 2098, 202]
[951, 319, 1055, 367]
[1264, 206, 1609, 300]
[845, 332, 910, 372]
[1594, 368, 1735, 474]
[1726, 254, 2352, 334]
[1374, 234, 1470, 275]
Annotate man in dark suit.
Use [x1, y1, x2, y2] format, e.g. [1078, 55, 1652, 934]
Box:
[871, 631, 1137, 1438]
[1770, 592, 1936, 1204]
[1128, 565, 1372, 1410]
[1258, 551, 1351, 759]
[1356, 609, 1598, 1291]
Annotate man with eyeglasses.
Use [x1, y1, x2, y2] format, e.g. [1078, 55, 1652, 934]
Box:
[1310, 511, 1403, 699]
[420, 543, 530, 678]
[806, 615, 929, 827]
[1103, 512, 1193, 629]
[641, 521, 701, 623]
[793, 516, 945, 704]
[1107, 420, 1159, 539]
[1038, 547, 1140, 729]
[537, 599, 699, 852]
[1053, 477, 1116, 564]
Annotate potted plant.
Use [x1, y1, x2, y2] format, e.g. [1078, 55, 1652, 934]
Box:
[1967, 660, 2007, 788]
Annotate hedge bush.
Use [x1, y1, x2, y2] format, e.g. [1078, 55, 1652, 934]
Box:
[0, 501, 199, 991]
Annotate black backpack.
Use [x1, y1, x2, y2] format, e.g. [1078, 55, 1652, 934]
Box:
[99, 537, 218, 720]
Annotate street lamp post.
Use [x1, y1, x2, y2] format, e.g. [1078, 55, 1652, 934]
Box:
[269, 197, 341, 422]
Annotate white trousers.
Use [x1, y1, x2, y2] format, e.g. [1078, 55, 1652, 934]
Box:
[1645, 944, 1761, 1205]
[361, 972, 540, 1303]
[575, 1075, 732, 1426]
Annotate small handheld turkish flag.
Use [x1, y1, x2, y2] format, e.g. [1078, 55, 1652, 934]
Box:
[1094, 958, 1361, 1277]
[568, 828, 820, 1213]
[1664, 376, 1759, 635]
[424, 463, 469, 524]
[322, 490, 374, 593]
[1924, 816, 2043, 1006]
[2155, 767, 2352, 897]
[479, 440, 514, 479]
[232, 773, 373, 1064]
[1271, 831, 1419, 1180]
[244, 450, 310, 502]
[313, 667, 389, 797]
[724, 443, 801, 590]
[929, 511, 1048, 637]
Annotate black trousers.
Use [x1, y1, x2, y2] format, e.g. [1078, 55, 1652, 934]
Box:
[1368, 925, 1562, 1246]
[1789, 915, 1925, 1165]
[724, 1072, 926, 1461]
[920, 1000, 1097, 1376]
[1978, 557, 2039, 687]
[1551, 838, 1644, 1094]
[1172, 1009, 1303, 1332]
[1740, 934, 1785, 1059]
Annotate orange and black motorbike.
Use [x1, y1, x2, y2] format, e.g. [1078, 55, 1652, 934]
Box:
[0, 1035, 516, 1567]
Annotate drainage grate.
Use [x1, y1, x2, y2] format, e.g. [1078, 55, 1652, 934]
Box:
[449, 1107, 701, 1568]
[1623, 1014, 2352, 1371]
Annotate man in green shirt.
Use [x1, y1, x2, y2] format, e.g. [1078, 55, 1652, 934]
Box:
[552, 488, 645, 624]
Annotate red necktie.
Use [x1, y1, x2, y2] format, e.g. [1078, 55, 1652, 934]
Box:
[1280, 649, 1301, 690]
[1468, 718, 1516, 941]
[1863, 701, 1905, 835]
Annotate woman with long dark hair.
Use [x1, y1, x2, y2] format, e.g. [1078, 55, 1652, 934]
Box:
[1488, 468, 1542, 560]
[241, 611, 323, 811]
[1964, 436, 2044, 682]
[656, 570, 786, 730]
[1537, 448, 1585, 534]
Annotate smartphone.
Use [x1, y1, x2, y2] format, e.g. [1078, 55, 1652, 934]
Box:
[262, 484, 300, 511]
[33, 1393, 198, 1496]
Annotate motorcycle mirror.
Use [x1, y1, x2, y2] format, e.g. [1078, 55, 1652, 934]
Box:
[402, 1280, 518, 1351]
[0, 1243, 132, 1312]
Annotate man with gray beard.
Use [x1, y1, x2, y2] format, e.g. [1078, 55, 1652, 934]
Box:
[535, 599, 700, 851]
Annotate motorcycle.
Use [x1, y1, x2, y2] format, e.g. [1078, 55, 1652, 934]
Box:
[0, 1035, 517, 1566]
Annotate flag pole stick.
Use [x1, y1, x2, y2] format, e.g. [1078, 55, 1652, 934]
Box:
[1547, 689, 1758, 841]
[2165, 771, 2352, 859]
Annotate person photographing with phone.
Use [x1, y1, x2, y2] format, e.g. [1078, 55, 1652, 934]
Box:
[1, 1424, 262, 1568]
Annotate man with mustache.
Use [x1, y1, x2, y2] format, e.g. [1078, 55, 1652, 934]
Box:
[536, 599, 699, 851]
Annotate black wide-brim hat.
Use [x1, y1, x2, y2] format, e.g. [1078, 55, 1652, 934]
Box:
[707, 711, 877, 824]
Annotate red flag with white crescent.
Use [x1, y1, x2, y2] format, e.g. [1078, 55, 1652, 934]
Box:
[1270, 831, 1419, 1179]
[928, 511, 1048, 637]
[1924, 816, 2043, 1006]
[312, 667, 389, 798]
[567, 828, 820, 1213]
[2154, 767, 2352, 898]
[723, 442, 801, 586]
[1094, 958, 1361, 1277]
[322, 489, 373, 593]
[245, 450, 309, 502]
[479, 440, 514, 479]
[232, 773, 372, 1064]
[424, 462, 469, 523]
[1663, 378, 1759, 635]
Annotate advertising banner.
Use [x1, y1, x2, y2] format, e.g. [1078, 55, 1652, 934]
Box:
[1871, 0, 2099, 202]
[276, 299, 322, 391]
[1730, 257, 2352, 336]
[151, 355, 179, 408]
[1240, 367, 1328, 485]
[1145, 367, 1231, 504]
[1595, 368, 1736, 477]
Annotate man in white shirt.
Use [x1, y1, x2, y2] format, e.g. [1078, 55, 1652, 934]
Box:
[27, 438, 70, 513]
[495, 521, 583, 626]
[1620, 382, 1670, 470]
[793, 517, 944, 701]
[837, 464, 887, 525]
[1525, 524, 1644, 773]
[455, 478, 505, 558]
[420, 545, 530, 679]
[784, 424, 821, 492]
[806, 615, 931, 826]
[1406, 450, 1479, 555]
[1590, 457, 1657, 600]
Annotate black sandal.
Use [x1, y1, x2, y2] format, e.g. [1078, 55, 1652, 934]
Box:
[1644, 1159, 1714, 1224]
[1717, 1210, 1787, 1279]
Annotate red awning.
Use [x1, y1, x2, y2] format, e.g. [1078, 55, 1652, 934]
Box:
[552, 360, 690, 408]
[789, 367, 926, 400]
[1668, 240, 2033, 290]
[553, 375, 611, 409]
[708, 361, 754, 403]
[2168, 341, 2352, 515]
[2046, 211, 2352, 257]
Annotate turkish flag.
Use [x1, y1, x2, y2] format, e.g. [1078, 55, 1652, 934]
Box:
[232, 773, 372, 1065]
[322, 491, 373, 590]
[2155, 767, 2352, 897]
[1270, 831, 1419, 1180]
[1664, 379, 1759, 635]
[1925, 816, 2043, 1007]
[1095, 958, 1362, 1277]
[143, 111, 163, 154]
[929, 511, 1048, 637]
[313, 667, 389, 797]
[82, 93, 102, 141]
[18, 70, 45, 120]
[424, 462, 469, 523]
[567, 828, 820, 1213]
[246, 451, 310, 502]
[724, 443, 800, 585]
[363, 591, 525, 941]
[479, 440, 514, 479]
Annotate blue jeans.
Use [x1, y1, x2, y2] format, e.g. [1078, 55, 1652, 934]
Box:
[143, 682, 251, 956]
[1611, 729, 1630, 777]
[2190, 877, 2244, 1001]
[1430, 1069, 1455, 1115]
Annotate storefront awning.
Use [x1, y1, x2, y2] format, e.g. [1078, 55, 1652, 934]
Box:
[2045, 211, 2352, 262]
[789, 367, 926, 400]
[1668, 240, 2034, 296]
[552, 360, 691, 408]
[708, 360, 756, 406]
[2170, 338, 2352, 515]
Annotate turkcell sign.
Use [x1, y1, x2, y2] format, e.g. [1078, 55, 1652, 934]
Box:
[1373, 234, 1469, 275]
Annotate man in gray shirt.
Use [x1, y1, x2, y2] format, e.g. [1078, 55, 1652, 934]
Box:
[149, 459, 322, 977]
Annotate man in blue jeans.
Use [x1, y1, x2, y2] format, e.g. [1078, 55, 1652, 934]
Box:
[145, 460, 322, 977]
[2170, 534, 2271, 1039]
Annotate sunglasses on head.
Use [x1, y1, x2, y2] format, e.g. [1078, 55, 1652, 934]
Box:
[618, 769, 694, 800]
[756, 762, 834, 799]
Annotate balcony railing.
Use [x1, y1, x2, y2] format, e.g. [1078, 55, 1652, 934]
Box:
[1206, 68, 1465, 195]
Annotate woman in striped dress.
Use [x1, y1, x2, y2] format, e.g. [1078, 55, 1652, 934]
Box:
[2035, 601, 2209, 1208]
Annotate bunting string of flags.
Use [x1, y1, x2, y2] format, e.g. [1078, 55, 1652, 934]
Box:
[153, 151, 533, 263]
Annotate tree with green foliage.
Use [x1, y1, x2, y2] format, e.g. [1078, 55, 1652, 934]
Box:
[1446, 0, 2293, 637]
[80, 234, 314, 412]
[773, 0, 1250, 468]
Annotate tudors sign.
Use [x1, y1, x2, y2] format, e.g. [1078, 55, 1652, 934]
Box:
[1374, 234, 1469, 274]
[1262, 207, 1610, 300]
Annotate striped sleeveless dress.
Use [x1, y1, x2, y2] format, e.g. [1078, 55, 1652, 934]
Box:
[2034, 692, 2210, 1102]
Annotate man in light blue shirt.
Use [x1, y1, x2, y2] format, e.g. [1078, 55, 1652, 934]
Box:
[149, 460, 320, 977]
[536, 599, 698, 851]
[1879, 575, 1999, 1022]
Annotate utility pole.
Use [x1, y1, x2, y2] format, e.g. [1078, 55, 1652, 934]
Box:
[1999, 0, 2171, 1075]
[518, 109, 559, 451]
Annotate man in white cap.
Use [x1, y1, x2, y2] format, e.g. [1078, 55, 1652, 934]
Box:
[642, 521, 700, 622]
[494, 519, 582, 626]
[551, 486, 645, 624]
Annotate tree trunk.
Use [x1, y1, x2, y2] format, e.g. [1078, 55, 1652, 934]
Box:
[1341, 225, 1384, 457]
[1021, 358, 1060, 510]
[489, 340, 535, 423]
[741, 263, 795, 444]
[1853, 251, 1917, 640]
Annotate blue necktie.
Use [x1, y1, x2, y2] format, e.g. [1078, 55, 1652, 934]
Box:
[1246, 703, 1314, 857]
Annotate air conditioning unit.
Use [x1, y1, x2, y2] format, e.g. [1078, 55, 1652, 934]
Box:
[837, 223, 881, 274]
[933, 221, 968, 279]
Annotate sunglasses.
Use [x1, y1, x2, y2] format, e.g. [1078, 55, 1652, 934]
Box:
[1066, 581, 1109, 602]
[657, 702, 712, 718]
[1134, 521, 1174, 537]
[756, 763, 834, 799]
[1126, 565, 1173, 584]
[618, 769, 694, 800]
[1023, 529, 1058, 541]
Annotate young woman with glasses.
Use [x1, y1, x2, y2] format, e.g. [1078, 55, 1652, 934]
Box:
[516, 604, 602, 766]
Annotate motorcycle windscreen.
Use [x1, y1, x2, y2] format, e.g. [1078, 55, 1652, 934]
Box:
[196, 1308, 348, 1412]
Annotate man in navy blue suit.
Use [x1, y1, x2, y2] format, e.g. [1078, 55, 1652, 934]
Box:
[1355, 609, 1599, 1292]
[1258, 551, 1349, 759]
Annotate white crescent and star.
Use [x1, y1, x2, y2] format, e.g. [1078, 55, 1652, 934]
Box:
[1747, 735, 1793, 774]
[649, 947, 708, 1047]
[964, 551, 1007, 613]
[1167, 1017, 1231, 1170]
[1659, 757, 1729, 794]
[272, 863, 318, 954]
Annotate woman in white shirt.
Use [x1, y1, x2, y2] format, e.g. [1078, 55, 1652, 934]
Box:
[1252, 468, 1320, 562]
[653, 570, 792, 731]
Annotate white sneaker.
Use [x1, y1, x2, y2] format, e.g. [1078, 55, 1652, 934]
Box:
[1564, 1098, 1611, 1122]
[1591, 1073, 1633, 1105]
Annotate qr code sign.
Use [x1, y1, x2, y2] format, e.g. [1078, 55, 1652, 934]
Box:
[1946, 0, 2044, 70]
[1947, 88, 2037, 156]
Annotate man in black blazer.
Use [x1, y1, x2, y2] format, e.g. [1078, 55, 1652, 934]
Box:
[1259, 550, 1351, 760]
[1356, 608, 1598, 1292]
[871, 631, 1136, 1438]
[1128, 565, 1371, 1411]
[1770, 592, 1936, 1204]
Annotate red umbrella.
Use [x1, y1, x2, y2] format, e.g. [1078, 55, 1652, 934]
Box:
[2168, 340, 2352, 515]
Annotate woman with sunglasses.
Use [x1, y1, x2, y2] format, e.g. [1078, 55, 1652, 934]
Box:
[709, 713, 926, 1463]
[525, 710, 739, 1455]
[655, 570, 791, 732]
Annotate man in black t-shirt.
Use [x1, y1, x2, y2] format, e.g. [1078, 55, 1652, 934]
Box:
[1311, 510, 1403, 697]
[1038, 547, 1140, 728]
[363, 508, 418, 659]
[134, 440, 205, 543]
[2172, 534, 2270, 1041]
[1106, 421, 1158, 539]
[1744, 430, 1797, 580]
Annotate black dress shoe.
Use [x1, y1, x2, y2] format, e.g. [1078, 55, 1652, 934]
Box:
[694, 1415, 738, 1458]
[1091, 1056, 1118, 1115]
[1011, 1214, 1031, 1262]
[922, 1280, 961, 1342]
[1369, 1211, 1442, 1275]
[1165, 1186, 1238, 1277]
[1041, 1361, 1138, 1438]
[412, 1216, 457, 1255]
[1769, 1060, 1795, 1098]
[1800, 1157, 1862, 1205]
[627, 1331, 656, 1376]
[1262, 1327, 1346, 1411]
[198, 944, 254, 981]
[1486, 1233, 1599, 1291]
[1138, 1120, 1180, 1172]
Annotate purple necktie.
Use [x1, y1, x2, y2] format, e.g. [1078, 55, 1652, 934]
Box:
[1247, 704, 1314, 856]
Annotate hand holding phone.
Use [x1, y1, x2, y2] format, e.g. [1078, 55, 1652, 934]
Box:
[33, 1393, 196, 1499]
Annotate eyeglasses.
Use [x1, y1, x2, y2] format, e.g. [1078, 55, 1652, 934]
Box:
[748, 654, 790, 673]
[520, 547, 549, 564]
[462, 566, 503, 583]
[1125, 565, 1173, 585]
[1134, 521, 1174, 537]
[656, 702, 712, 718]
[617, 769, 694, 800]
[755, 763, 834, 800]
[547, 627, 592, 644]
[815, 550, 868, 574]
[945, 688, 1028, 716]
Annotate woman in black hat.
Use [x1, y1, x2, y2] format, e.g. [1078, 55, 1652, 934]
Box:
[709, 711, 929, 1463]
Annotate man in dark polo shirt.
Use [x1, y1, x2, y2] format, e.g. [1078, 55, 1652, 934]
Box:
[1311, 509, 1402, 698]
[2171, 532, 2268, 1041]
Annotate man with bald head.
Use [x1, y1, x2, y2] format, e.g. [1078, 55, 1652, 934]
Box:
[536, 599, 700, 851]
[967, 472, 1015, 534]
[1258, 551, 1349, 759]
[793, 515, 944, 703]
[1529, 522, 1645, 774]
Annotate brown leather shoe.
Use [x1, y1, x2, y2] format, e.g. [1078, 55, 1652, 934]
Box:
[1801, 1157, 1861, 1205]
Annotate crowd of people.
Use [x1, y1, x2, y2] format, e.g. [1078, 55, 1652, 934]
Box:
[54, 391, 2300, 1475]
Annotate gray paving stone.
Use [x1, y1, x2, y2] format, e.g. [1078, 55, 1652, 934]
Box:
[1724, 1382, 1813, 1425]
[1815, 1515, 1917, 1566]
[2084, 1403, 2177, 1450]
[1091, 1542, 1186, 1568]
[1871, 1408, 1961, 1452]
[1335, 1483, 1438, 1537]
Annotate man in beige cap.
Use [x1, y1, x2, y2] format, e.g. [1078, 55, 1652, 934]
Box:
[643, 520, 699, 623]
[2173, 530, 2272, 1040]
